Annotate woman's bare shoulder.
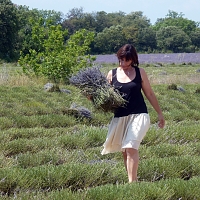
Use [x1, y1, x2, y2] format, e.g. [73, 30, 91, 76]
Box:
[138, 67, 145, 73]
[138, 67, 148, 80]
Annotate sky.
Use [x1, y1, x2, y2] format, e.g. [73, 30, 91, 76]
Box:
[13, 0, 200, 24]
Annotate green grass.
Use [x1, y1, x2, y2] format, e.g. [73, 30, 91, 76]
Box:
[0, 62, 200, 199]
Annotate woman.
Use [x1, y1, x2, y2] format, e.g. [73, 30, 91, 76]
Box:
[101, 44, 165, 183]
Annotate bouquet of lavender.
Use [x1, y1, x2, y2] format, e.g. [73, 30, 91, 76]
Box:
[69, 66, 126, 112]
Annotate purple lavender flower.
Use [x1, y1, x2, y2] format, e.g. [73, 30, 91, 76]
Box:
[69, 66, 126, 112]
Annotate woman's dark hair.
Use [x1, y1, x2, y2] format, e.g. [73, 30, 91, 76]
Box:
[116, 44, 139, 67]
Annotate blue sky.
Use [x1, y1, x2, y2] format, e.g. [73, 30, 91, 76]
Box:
[13, 0, 200, 24]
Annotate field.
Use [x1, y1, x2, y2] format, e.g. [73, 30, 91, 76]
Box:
[95, 52, 200, 64]
[0, 57, 200, 199]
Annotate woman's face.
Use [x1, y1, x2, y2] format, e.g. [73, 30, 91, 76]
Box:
[119, 58, 132, 69]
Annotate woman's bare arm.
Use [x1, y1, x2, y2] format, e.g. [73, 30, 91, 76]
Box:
[140, 68, 165, 128]
[107, 70, 112, 84]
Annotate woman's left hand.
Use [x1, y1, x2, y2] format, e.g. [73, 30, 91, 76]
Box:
[86, 95, 93, 101]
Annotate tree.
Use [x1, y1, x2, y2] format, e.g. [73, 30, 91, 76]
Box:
[94, 11, 112, 33]
[62, 9, 124, 34]
[156, 26, 191, 53]
[16, 6, 64, 56]
[137, 28, 157, 52]
[121, 11, 152, 52]
[154, 10, 198, 35]
[80, 13, 96, 32]
[106, 11, 126, 26]
[19, 20, 95, 84]
[62, 7, 85, 35]
[122, 26, 138, 47]
[122, 11, 151, 28]
[94, 25, 126, 54]
[166, 10, 184, 18]
[190, 28, 200, 49]
[0, 0, 19, 60]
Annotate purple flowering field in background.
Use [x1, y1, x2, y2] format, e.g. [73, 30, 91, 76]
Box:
[95, 53, 200, 64]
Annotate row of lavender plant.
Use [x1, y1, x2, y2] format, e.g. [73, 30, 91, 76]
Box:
[94, 53, 200, 64]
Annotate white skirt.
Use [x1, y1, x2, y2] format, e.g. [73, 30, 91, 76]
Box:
[101, 113, 150, 155]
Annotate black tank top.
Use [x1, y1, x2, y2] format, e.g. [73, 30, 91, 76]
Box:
[111, 67, 148, 117]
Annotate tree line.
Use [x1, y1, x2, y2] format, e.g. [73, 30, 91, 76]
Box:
[1, 0, 200, 62]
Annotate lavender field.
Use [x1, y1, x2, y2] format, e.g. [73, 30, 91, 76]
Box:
[0, 62, 200, 199]
[95, 53, 200, 64]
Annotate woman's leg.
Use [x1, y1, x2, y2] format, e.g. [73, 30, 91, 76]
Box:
[122, 151, 127, 171]
[122, 148, 139, 182]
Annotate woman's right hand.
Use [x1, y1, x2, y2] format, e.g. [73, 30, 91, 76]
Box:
[158, 113, 165, 128]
